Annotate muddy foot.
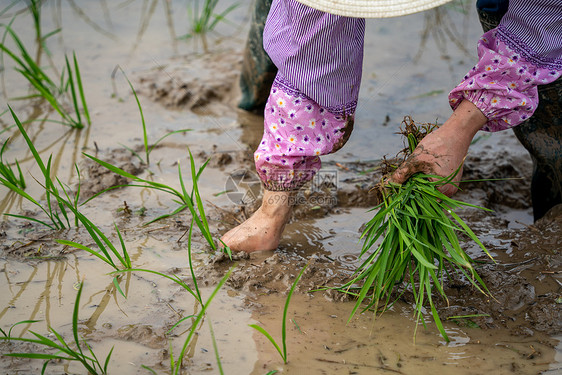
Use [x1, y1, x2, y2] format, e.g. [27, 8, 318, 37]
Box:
[220, 190, 292, 252]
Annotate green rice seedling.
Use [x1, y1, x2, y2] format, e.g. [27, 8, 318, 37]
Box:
[168, 266, 234, 375]
[447, 313, 490, 328]
[250, 265, 308, 364]
[113, 266, 202, 303]
[1, 129, 132, 288]
[0, 319, 41, 339]
[208, 320, 224, 375]
[26, 0, 61, 57]
[0, 282, 114, 375]
[116, 218, 227, 373]
[83, 148, 216, 250]
[111, 220, 203, 303]
[219, 239, 232, 260]
[140, 365, 158, 374]
[179, 0, 239, 39]
[1, 0, 60, 56]
[0, 138, 26, 189]
[28, 0, 42, 45]
[338, 122, 493, 343]
[54, 218, 131, 272]
[2, 107, 79, 229]
[116, 66, 191, 166]
[0, 25, 89, 128]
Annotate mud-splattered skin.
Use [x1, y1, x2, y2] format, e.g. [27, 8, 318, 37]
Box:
[1, 2, 560, 374]
[391, 100, 487, 197]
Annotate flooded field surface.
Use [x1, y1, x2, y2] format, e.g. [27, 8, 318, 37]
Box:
[0, 1, 560, 374]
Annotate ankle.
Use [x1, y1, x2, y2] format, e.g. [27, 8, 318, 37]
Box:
[259, 190, 294, 219]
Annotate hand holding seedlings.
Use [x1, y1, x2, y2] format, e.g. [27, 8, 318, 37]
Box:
[390, 100, 487, 197]
[335, 116, 494, 342]
[226, 0, 562, 254]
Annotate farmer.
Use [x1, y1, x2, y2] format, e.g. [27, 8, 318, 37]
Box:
[222, 0, 562, 252]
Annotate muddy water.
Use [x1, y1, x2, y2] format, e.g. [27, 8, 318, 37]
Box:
[0, 1, 560, 374]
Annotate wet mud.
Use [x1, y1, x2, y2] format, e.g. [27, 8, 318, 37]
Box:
[1, 1, 561, 374]
[80, 149, 145, 199]
[135, 51, 242, 115]
[206, 151, 562, 335]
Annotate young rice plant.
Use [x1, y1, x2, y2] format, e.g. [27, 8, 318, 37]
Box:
[0, 138, 26, 189]
[115, 66, 191, 166]
[83, 147, 217, 251]
[2, 107, 81, 229]
[180, 0, 239, 39]
[250, 265, 308, 364]
[338, 120, 494, 342]
[0, 282, 114, 374]
[0, 25, 90, 128]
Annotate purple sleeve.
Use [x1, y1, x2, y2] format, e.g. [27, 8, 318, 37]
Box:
[263, 0, 365, 115]
[449, 0, 562, 132]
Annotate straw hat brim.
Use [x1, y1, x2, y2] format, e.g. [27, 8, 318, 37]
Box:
[294, 0, 454, 18]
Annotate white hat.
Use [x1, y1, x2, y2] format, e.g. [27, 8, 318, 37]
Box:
[294, 0, 454, 18]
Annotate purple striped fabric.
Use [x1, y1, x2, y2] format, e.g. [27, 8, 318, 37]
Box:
[497, 0, 562, 69]
[263, 0, 365, 115]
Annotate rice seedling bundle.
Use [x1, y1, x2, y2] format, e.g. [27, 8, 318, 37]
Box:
[339, 118, 493, 342]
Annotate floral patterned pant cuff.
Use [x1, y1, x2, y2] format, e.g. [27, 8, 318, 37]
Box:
[254, 75, 354, 191]
[449, 28, 561, 132]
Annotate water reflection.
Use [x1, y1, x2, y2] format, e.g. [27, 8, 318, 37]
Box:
[414, 1, 472, 62]
[65, 0, 118, 41]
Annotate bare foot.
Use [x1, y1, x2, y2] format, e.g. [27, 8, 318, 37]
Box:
[220, 190, 293, 252]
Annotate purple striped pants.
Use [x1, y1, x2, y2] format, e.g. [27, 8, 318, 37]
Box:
[255, 0, 365, 191]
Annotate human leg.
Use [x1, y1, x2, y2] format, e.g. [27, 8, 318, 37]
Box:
[476, 3, 562, 221]
[512, 82, 562, 221]
[220, 189, 293, 252]
[238, 0, 277, 111]
[222, 80, 355, 252]
[222, 0, 364, 252]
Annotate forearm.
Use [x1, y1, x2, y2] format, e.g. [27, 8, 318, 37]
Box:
[439, 99, 487, 147]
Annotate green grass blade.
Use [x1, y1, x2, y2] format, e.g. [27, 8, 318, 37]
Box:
[426, 279, 448, 342]
[248, 324, 284, 361]
[177, 161, 215, 250]
[119, 67, 149, 164]
[113, 276, 127, 299]
[173, 266, 234, 375]
[166, 315, 196, 334]
[114, 223, 131, 268]
[208, 320, 224, 375]
[65, 54, 82, 128]
[143, 204, 187, 226]
[56, 238, 117, 270]
[72, 282, 85, 358]
[73, 52, 90, 125]
[7, 320, 42, 338]
[3, 213, 56, 231]
[3, 353, 71, 360]
[187, 220, 202, 304]
[448, 210, 493, 260]
[119, 142, 145, 165]
[147, 129, 192, 156]
[9, 106, 47, 176]
[282, 265, 307, 363]
[141, 364, 158, 374]
[112, 268, 199, 301]
[188, 148, 211, 242]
